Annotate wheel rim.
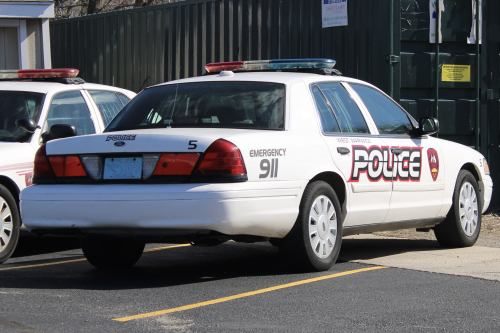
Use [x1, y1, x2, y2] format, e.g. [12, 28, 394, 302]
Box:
[0, 197, 13, 252]
[459, 182, 479, 237]
[308, 195, 337, 259]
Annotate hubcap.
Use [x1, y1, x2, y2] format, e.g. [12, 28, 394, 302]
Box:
[0, 197, 13, 252]
[308, 195, 337, 259]
[459, 182, 478, 237]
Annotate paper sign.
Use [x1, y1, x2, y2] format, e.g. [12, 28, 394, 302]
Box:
[429, 0, 443, 43]
[322, 0, 348, 28]
[442, 65, 471, 82]
[467, 0, 482, 44]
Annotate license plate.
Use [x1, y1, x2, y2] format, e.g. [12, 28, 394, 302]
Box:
[103, 157, 142, 180]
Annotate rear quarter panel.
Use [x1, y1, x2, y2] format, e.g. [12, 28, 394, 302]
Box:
[227, 80, 344, 184]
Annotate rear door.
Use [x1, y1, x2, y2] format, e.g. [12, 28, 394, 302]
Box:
[310, 82, 392, 228]
[42, 90, 98, 137]
[349, 83, 445, 222]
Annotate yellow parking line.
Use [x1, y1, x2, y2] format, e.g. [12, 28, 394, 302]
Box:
[0, 258, 87, 271]
[144, 244, 191, 252]
[113, 265, 388, 322]
[0, 244, 191, 272]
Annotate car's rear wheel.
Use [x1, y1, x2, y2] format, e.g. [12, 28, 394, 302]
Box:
[80, 236, 145, 268]
[434, 170, 481, 247]
[278, 181, 343, 271]
[0, 185, 20, 264]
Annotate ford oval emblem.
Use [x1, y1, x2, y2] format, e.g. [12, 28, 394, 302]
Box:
[114, 141, 126, 147]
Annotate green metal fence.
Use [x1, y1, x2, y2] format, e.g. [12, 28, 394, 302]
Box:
[50, 0, 500, 209]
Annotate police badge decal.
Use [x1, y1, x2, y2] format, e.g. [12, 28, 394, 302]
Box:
[427, 148, 439, 181]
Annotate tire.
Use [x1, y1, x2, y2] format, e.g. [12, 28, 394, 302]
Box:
[278, 181, 343, 271]
[434, 170, 481, 247]
[0, 185, 20, 264]
[80, 236, 145, 268]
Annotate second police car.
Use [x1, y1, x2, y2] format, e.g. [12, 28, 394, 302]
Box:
[0, 69, 135, 264]
[20, 60, 493, 271]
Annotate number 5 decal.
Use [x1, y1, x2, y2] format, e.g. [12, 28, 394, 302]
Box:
[188, 140, 197, 149]
[259, 158, 278, 178]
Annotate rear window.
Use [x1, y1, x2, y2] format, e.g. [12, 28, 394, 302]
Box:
[106, 81, 285, 132]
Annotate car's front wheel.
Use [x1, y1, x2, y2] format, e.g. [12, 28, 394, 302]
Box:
[0, 185, 20, 264]
[434, 170, 481, 247]
[80, 236, 145, 268]
[279, 181, 343, 271]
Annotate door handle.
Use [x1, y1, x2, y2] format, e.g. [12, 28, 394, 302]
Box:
[337, 147, 350, 154]
[391, 148, 403, 154]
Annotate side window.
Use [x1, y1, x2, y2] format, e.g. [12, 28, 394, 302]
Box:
[317, 83, 369, 134]
[312, 86, 340, 133]
[116, 93, 131, 106]
[44, 91, 95, 136]
[88, 91, 126, 127]
[351, 84, 413, 135]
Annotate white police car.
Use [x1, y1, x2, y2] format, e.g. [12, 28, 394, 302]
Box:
[20, 60, 493, 271]
[0, 69, 135, 263]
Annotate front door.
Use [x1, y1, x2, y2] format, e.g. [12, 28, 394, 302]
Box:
[349, 83, 445, 222]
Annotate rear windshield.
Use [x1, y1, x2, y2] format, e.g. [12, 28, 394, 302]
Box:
[0, 91, 44, 142]
[106, 81, 285, 132]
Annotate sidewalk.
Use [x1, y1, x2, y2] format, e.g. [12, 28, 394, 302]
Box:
[341, 234, 500, 281]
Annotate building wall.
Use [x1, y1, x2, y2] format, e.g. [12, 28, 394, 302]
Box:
[26, 19, 43, 68]
[0, 1, 54, 69]
[0, 26, 19, 69]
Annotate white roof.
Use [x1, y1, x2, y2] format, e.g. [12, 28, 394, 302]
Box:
[0, 81, 134, 95]
[152, 71, 374, 88]
[0, 81, 65, 94]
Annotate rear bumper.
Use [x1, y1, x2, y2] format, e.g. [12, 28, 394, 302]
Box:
[479, 176, 493, 213]
[20, 181, 305, 238]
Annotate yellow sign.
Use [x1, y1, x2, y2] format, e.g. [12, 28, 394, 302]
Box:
[441, 64, 471, 82]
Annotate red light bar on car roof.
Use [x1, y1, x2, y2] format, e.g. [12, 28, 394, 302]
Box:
[205, 59, 336, 73]
[204, 62, 245, 73]
[18, 69, 79, 79]
[0, 69, 79, 79]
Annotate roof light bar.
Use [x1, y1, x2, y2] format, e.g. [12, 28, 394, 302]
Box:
[18, 69, 79, 79]
[0, 69, 79, 79]
[205, 62, 245, 73]
[205, 59, 336, 73]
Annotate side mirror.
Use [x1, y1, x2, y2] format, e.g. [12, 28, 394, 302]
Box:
[49, 124, 77, 140]
[17, 118, 39, 133]
[415, 117, 439, 136]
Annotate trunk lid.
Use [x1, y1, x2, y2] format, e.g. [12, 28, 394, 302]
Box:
[45, 128, 254, 155]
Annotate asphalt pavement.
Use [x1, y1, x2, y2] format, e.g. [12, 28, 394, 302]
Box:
[0, 235, 499, 332]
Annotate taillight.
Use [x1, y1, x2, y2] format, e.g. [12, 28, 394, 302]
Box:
[33, 144, 56, 184]
[48, 155, 87, 177]
[191, 139, 247, 182]
[153, 153, 200, 176]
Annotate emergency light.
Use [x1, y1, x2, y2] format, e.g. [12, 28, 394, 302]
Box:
[205, 59, 336, 73]
[0, 69, 79, 79]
